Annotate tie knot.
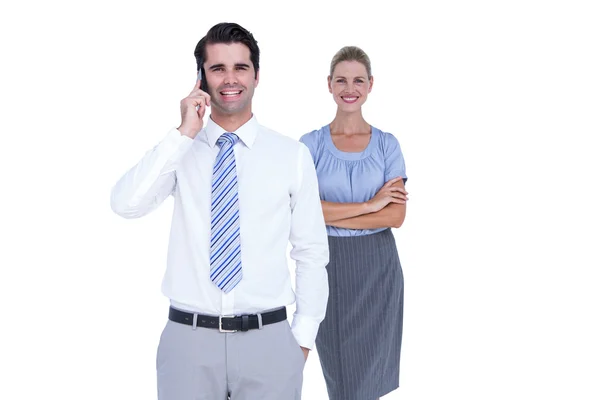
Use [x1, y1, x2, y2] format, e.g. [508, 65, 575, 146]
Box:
[217, 132, 239, 148]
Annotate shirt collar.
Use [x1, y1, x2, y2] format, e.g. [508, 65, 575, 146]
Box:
[205, 114, 258, 149]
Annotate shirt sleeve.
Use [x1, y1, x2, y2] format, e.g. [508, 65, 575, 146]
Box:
[288, 143, 330, 349]
[299, 131, 319, 164]
[383, 132, 408, 183]
[110, 128, 194, 218]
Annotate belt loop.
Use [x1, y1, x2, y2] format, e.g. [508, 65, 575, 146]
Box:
[192, 313, 198, 330]
[257, 313, 263, 330]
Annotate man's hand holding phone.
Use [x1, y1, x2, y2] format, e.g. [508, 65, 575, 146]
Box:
[177, 76, 211, 139]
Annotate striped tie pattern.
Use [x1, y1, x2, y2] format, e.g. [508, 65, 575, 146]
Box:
[209, 132, 242, 293]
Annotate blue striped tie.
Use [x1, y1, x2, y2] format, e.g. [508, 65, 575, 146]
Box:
[209, 132, 242, 293]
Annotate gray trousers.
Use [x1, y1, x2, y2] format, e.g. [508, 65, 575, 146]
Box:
[156, 317, 305, 400]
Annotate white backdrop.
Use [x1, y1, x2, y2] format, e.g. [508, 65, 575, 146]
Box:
[1, 1, 599, 399]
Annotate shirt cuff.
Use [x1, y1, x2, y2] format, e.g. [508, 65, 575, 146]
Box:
[385, 170, 408, 183]
[290, 314, 321, 350]
[162, 127, 194, 160]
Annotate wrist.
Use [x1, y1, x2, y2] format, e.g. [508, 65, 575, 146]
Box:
[363, 201, 374, 214]
[177, 125, 199, 139]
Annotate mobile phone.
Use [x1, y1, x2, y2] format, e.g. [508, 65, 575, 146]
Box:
[198, 66, 208, 92]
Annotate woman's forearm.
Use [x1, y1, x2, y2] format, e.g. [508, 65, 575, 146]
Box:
[321, 200, 371, 223]
[327, 203, 406, 229]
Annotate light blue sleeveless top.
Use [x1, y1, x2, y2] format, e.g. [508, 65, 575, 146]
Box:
[300, 124, 407, 237]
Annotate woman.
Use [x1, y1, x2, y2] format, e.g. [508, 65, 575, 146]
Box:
[300, 46, 408, 400]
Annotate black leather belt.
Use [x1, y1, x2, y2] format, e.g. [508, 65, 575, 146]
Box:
[168, 306, 287, 332]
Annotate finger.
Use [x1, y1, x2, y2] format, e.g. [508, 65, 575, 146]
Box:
[184, 96, 206, 117]
[188, 88, 210, 108]
[390, 193, 408, 201]
[390, 198, 407, 204]
[190, 89, 211, 107]
[387, 190, 407, 199]
[186, 95, 206, 108]
[188, 87, 205, 98]
[194, 98, 207, 119]
[189, 79, 201, 95]
[389, 187, 408, 194]
[196, 97, 207, 113]
[198, 102, 206, 119]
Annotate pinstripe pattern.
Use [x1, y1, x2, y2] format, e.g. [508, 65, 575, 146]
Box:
[209, 132, 242, 293]
[316, 228, 404, 400]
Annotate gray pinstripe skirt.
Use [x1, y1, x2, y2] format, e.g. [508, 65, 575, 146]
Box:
[316, 228, 404, 400]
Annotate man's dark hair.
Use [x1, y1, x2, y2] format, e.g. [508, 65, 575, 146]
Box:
[194, 22, 260, 79]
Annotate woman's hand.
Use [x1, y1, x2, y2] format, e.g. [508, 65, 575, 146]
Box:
[366, 177, 408, 213]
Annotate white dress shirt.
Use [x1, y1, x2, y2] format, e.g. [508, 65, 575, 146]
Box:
[111, 115, 329, 349]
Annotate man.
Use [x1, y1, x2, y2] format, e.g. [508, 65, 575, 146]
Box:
[110, 22, 329, 399]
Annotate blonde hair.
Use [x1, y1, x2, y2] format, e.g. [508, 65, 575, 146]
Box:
[329, 46, 372, 78]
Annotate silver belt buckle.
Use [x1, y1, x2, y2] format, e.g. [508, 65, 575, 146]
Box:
[219, 315, 237, 333]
